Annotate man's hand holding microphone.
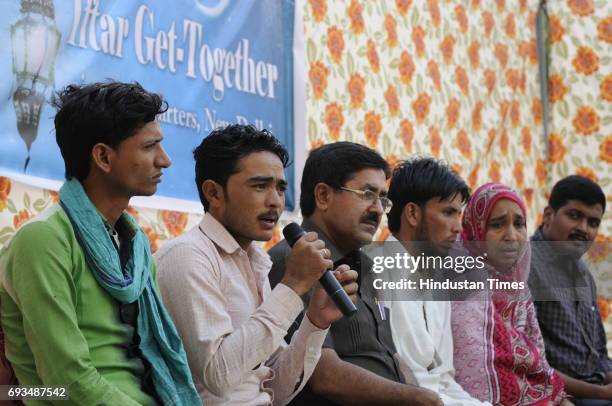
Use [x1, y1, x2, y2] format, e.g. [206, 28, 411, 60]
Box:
[280, 223, 358, 329]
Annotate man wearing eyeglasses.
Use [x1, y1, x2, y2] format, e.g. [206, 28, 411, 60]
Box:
[268, 142, 442, 406]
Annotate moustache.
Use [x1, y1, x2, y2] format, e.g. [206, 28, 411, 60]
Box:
[257, 212, 280, 222]
[568, 232, 588, 241]
[360, 213, 380, 226]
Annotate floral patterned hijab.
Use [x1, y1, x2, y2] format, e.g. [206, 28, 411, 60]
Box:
[461, 182, 530, 285]
[461, 182, 527, 242]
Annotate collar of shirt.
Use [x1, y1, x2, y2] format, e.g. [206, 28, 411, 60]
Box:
[198, 212, 273, 295]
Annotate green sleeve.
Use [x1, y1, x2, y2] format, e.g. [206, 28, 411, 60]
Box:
[4, 222, 141, 406]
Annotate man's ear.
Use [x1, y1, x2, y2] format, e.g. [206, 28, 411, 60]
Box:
[202, 180, 225, 210]
[314, 182, 333, 211]
[402, 202, 422, 228]
[542, 206, 554, 227]
[91, 143, 114, 174]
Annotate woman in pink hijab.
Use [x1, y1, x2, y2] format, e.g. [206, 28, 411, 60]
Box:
[451, 183, 571, 405]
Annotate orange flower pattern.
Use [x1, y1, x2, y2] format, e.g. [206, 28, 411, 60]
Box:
[400, 119, 414, 153]
[513, 161, 524, 189]
[536, 159, 547, 186]
[367, 39, 380, 73]
[500, 129, 509, 156]
[309, 61, 329, 99]
[568, 0, 594, 16]
[489, 160, 501, 183]
[427, 0, 441, 27]
[412, 93, 432, 124]
[600, 75, 612, 102]
[523, 188, 533, 208]
[143, 226, 160, 253]
[327, 26, 344, 64]
[263, 226, 282, 251]
[521, 127, 532, 155]
[309, 0, 327, 23]
[386, 154, 400, 171]
[598, 16, 612, 43]
[455, 67, 469, 96]
[395, 0, 412, 16]
[572, 46, 599, 75]
[456, 130, 472, 159]
[468, 41, 480, 69]
[428, 60, 441, 91]
[548, 74, 567, 103]
[429, 126, 442, 158]
[0, 177, 11, 212]
[13, 210, 31, 230]
[384, 14, 398, 47]
[573, 106, 600, 135]
[532, 97, 543, 124]
[494, 43, 509, 69]
[347, 73, 365, 109]
[483, 11, 495, 37]
[325, 102, 344, 140]
[472, 101, 483, 132]
[601, 136, 612, 163]
[597, 296, 611, 320]
[347, 0, 365, 35]
[484, 69, 496, 94]
[385, 86, 400, 117]
[549, 15, 565, 43]
[505, 14, 516, 38]
[455, 5, 469, 33]
[446, 98, 461, 129]
[519, 40, 538, 65]
[412, 26, 426, 58]
[440, 35, 455, 64]
[588, 236, 611, 265]
[364, 112, 382, 148]
[48, 190, 59, 203]
[468, 165, 480, 190]
[399, 51, 415, 85]
[545, 2, 612, 268]
[576, 166, 598, 183]
[161, 210, 188, 237]
[510, 101, 521, 128]
[548, 134, 567, 163]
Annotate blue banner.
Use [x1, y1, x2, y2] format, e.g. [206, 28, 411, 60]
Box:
[0, 0, 296, 210]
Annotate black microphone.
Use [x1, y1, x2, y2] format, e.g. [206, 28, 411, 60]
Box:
[283, 223, 357, 317]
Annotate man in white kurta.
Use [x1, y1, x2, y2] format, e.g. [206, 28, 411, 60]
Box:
[386, 236, 489, 406]
[384, 157, 490, 406]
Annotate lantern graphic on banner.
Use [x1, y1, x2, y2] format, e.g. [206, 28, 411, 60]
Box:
[10, 0, 61, 172]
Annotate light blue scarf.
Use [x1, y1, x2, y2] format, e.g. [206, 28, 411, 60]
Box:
[59, 179, 201, 406]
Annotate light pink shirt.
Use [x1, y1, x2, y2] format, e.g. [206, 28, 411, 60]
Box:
[155, 212, 327, 406]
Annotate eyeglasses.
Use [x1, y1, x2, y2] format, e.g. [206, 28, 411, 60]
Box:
[339, 187, 393, 214]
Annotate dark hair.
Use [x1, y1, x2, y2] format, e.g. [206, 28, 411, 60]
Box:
[51, 81, 167, 181]
[548, 175, 606, 212]
[193, 124, 289, 210]
[387, 157, 470, 232]
[300, 142, 390, 217]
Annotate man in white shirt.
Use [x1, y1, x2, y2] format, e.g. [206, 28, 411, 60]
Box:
[385, 157, 490, 406]
[155, 125, 358, 405]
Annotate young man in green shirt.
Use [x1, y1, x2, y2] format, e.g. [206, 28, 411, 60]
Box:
[0, 82, 200, 405]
